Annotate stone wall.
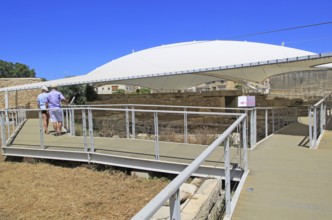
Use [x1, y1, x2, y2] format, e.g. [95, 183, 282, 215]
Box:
[0, 78, 44, 109]
[268, 70, 332, 100]
[94, 90, 243, 107]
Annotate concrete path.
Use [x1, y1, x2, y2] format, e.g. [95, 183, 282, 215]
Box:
[232, 122, 332, 220]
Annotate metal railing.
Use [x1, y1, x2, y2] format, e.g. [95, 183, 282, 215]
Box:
[0, 106, 27, 147]
[132, 114, 247, 220]
[63, 107, 244, 156]
[0, 104, 304, 219]
[0, 105, 249, 219]
[255, 107, 300, 141]
[1, 105, 246, 155]
[308, 93, 332, 148]
[72, 104, 303, 147]
[0, 103, 300, 153]
[72, 103, 257, 146]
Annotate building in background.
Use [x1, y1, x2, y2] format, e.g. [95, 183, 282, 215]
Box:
[95, 84, 139, 94]
[95, 80, 237, 94]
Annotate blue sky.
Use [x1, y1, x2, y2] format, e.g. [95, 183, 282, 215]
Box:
[1, 0, 331, 80]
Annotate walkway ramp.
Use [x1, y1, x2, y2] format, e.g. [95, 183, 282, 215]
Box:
[3, 119, 243, 178]
[232, 123, 332, 219]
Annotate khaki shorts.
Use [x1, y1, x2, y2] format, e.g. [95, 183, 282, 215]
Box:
[49, 108, 63, 122]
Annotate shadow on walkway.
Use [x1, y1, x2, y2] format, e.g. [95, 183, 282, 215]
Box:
[275, 122, 310, 148]
[276, 122, 309, 136]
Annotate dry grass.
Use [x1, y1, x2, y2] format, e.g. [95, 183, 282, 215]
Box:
[0, 156, 168, 220]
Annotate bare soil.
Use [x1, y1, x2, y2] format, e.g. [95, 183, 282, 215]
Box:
[0, 154, 168, 220]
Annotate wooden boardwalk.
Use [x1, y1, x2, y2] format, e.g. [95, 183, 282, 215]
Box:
[232, 122, 332, 219]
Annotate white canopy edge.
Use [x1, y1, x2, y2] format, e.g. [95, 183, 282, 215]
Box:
[1, 52, 332, 92]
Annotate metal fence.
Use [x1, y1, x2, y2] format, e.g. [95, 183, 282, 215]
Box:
[132, 114, 248, 219]
[71, 104, 304, 147]
[308, 93, 332, 148]
[1, 106, 248, 165]
[0, 104, 303, 152]
[0, 106, 27, 147]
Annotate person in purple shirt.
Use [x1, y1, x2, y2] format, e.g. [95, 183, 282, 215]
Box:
[37, 85, 50, 134]
[46, 84, 67, 136]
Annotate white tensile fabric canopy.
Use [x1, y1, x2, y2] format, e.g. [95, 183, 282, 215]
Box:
[1, 40, 332, 92]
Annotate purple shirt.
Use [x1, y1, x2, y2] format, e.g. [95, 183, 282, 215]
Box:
[47, 89, 65, 108]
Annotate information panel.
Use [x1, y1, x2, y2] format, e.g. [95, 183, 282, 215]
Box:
[238, 96, 256, 107]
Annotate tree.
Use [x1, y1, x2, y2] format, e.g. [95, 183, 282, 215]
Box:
[139, 87, 151, 94]
[85, 84, 98, 101]
[58, 83, 98, 105]
[133, 87, 151, 94]
[0, 59, 36, 78]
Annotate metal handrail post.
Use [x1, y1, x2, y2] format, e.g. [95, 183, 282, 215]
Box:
[243, 118, 248, 172]
[1, 112, 7, 147]
[4, 90, 9, 123]
[62, 108, 65, 131]
[245, 110, 249, 148]
[24, 108, 27, 120]
[10, 110, 15, 133]
[254, 108, 257, 146]
[65, 108, 69, 131]
[68, 108, 72, 134]
[224, 137, 231, 216]
[154, 112, 160, 160]
[88, 108, 95, 152]
[272, 109, 275, 133]
[169, 189, 180, 220]
[265, 109, 268, 138]
[82, 109, 88, 152]
[17, 108, 20, 125]
[70, 108, 75, 136]
[7, 111, 10, 138]
[38, 110, 45, 149]
[19, 108, 23, 124]
[250, 109, 254, 148]
[15, 108, 18, 127]
[125, 107, 129, 139]
[131, 106, 135, 139]
[309, 107, 313, 148]
[320, 104, 324, 134]
[184, 108, 188, 144]
[313, 107, 317, 148]
[237, 121, 241, 168]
